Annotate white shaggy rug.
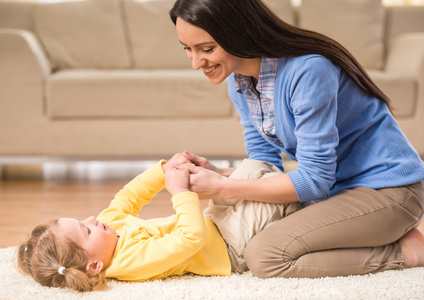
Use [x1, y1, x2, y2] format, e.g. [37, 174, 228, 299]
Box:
[1, 246, 424, 300]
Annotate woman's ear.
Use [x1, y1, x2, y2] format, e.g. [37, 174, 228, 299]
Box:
[86, 260, 104, 275]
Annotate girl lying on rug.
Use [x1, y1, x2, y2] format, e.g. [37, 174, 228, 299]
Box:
[17, 153, 301, 292]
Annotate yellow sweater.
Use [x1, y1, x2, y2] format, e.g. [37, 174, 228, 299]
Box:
[97, 161, 231, 281]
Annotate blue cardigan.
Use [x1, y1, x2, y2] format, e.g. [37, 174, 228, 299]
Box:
[228, 55, 424, 202]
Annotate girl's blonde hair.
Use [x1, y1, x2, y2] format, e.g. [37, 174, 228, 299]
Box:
[17, 219, 108, 292]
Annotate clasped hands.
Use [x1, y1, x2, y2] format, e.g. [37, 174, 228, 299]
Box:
[163, 151, 229, 199]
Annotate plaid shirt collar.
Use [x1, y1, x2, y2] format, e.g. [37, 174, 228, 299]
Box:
[233, 58, 279, 141]
[234, 57, 277, 97]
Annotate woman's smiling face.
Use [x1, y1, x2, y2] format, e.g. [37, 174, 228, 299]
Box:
[175, 18, 259, 84]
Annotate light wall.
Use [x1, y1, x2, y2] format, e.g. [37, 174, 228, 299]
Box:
[383, 0, 424, 5]
[3, 0, 424, 5]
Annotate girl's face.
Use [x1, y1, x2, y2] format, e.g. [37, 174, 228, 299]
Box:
[57, 216, 118, 273]
[175, 18, 260, 84]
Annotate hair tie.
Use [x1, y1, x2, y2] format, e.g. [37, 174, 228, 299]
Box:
[58, 266, 66, 275]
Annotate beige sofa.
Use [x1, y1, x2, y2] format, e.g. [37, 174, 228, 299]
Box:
[1, 0, 423, 164]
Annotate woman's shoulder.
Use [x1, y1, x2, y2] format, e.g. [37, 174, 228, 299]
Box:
[277, 55, 337, 72]
[275, 55, 341, 87]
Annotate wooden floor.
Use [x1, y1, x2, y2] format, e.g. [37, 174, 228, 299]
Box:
[0, 179, 209, 248]
[1, 178, 423, 248]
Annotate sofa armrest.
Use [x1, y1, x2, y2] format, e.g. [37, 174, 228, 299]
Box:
[0, 29, 51, 155]
[385, 33, 424, 79]
[383, 32, 424, 156]
[0, 28, 52, 77]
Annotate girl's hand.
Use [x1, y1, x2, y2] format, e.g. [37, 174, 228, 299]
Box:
[165, 167, 190, 197]
[162, 153, 191, 173]
[184, 164, 227, 199]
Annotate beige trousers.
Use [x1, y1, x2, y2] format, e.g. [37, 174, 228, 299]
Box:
[244, 180, 424, 278]
[204, 159, 302, 273]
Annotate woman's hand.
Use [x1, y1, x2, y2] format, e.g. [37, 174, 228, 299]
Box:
[182, 150, 235, 177]
[165, 167, 190, 197]
[182, 150, 219, 172]
[184, 164, 227, 199]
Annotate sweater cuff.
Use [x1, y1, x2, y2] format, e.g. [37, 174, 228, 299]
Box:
[287, 169, 317, 203]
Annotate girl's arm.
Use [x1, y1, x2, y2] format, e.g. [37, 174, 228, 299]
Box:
[108, 168, 208, 281]
[102, 161, 166, 217]
[101, 154, 191, 217]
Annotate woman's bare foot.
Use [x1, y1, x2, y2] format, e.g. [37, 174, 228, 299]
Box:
[399, 227, 424, 268]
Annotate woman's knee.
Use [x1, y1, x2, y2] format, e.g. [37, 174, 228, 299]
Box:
[244, 235, 274, 278]
[245, 229, 309, 278]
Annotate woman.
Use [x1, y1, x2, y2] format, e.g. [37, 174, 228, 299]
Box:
[170, 0, 424, 278]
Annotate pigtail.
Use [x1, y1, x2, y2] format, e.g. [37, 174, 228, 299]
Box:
[52, 266, 107, 292]
[49, 266, 98, 292]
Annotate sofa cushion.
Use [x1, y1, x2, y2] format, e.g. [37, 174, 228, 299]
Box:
[123, 0, 190, 69]
[32, 0, 131, 70]
[386, 6, 424, 42]
[298, 0, 385, 70]
[46, 70, 232, 119]
[368, 70, 416, 118]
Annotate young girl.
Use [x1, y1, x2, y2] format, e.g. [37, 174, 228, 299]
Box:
[169, 0, 424, 279]
[17, 153, 301, 291]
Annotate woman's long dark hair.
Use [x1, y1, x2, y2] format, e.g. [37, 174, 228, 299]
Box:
[170, 0, 391, 110]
